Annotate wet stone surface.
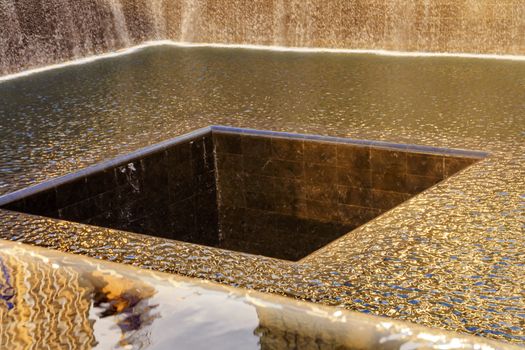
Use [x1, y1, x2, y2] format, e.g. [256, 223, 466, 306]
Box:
[2, 241, 517, 350]
[1, 127, 483, 262]
[0, 46, 524, 344]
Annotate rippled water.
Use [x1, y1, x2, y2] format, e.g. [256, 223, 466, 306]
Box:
[4, 241, 515, 350]
[1, 45, 524, 193]
[0, 46, 524, 345]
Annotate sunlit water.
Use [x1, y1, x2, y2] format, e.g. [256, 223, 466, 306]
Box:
[2, 241, 515, 350]
[0, 46, 524, 344]
[1, 45, 524, 193]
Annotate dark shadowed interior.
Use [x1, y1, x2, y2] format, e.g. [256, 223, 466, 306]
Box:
[0, 127, 482, 261]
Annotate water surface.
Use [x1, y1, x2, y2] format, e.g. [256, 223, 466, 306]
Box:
[0, 46, 524, 344]
[1, 45, 524, 193]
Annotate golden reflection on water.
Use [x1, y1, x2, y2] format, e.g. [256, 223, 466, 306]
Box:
[0, 242, 518, 350]
[0, 253, 95, 348]
[0, 251, 161, 349]
[0, 47, 524, 344]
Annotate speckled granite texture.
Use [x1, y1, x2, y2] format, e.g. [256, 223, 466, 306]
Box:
[0, 46, 523, 344]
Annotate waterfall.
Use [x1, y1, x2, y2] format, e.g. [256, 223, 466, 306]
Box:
[149, 0, 167, 40]
[0, 0, 23, 70]
[272, 0, 286, 47]
[0, 0, 524, 76]
[180, 0, 202, 42]
[106, 0, 131, 46]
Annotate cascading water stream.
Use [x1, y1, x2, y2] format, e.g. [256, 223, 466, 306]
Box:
[0, 0, 524, 75]
[180, 0, 201, 42]
[149, 0, 167, 40]
[107, 0, 131, 46]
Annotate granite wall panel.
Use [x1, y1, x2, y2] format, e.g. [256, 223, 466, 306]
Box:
[213, 130, 479, 260]
[3, 133, 218, 246]
[1, 126, 482, 261]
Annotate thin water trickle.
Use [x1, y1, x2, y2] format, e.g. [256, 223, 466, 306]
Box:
[108, 0, 132, 46]
[180, 0, 201, 42]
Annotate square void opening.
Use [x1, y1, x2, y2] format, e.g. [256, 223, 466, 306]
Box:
[0, 127, 486, 261]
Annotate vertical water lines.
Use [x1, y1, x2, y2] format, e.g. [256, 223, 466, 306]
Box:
[105, 0, 131, 46]
[0, 0, 24, 74]
[383, 1, 413, 51]
[149, 0, 167, 40]
[289, 0, 315, 47]
[272, 0, 287, 47]
[180, 0, 202, 42]
[42, 0, 84, 57]
[272, 0, 317, 48]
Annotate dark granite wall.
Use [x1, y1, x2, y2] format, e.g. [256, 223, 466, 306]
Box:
[1, 127, 480, 261]
[213, 130, 478, 261]
[2, 134, 218, 246]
